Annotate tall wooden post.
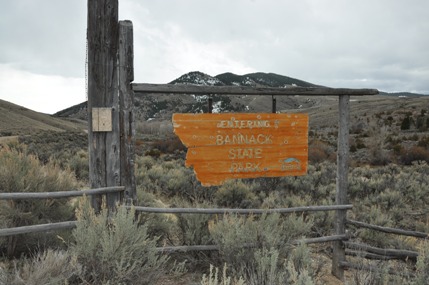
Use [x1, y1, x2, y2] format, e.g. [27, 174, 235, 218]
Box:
[118, 20, 136, 204]
[87, 0, 120, 211]
[332, 95, 350, 280]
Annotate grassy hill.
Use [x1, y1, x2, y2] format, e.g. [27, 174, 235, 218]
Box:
[0, 99, 86, 136]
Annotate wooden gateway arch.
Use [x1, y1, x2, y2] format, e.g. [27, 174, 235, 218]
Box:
[87, 0, 378, 280]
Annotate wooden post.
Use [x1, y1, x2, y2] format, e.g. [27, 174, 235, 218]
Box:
[332, 95, 350, 280]
[87, 0, 120, 211]
[272, 95, 276, 113]
[118, 20, 136, 204]
[208, 96, 213, 113]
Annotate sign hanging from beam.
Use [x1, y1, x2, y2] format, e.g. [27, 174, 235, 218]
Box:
[173, 113, 308, 186]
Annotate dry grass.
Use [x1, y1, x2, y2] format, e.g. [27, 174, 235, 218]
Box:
[0, 99, 86, 136]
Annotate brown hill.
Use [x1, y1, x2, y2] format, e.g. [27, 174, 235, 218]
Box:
[0, 99, 86, 136]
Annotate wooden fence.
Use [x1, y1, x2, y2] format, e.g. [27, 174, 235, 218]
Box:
[1, 187, 428, 279]
[0, 186, 124, 237]
[0, 1, 423, 283]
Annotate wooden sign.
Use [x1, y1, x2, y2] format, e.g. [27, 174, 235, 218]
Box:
[173, 113, 308, 186]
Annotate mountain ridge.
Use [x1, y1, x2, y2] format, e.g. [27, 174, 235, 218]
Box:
[1, 71, 427, 137]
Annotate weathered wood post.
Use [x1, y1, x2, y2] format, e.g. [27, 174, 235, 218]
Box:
[87, 0, 121, 211]
[332, 95, 350, 280]
[118, 20, 136, 203]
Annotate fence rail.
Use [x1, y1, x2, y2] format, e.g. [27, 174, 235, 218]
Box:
[157, 234, 349, 253]
[132, 204, 353, 215]
[0, 221, 77, 237]
[0, 186, 125, 200]
[0, 187, 125, 237]
[347, 219, 429, 239]
[132, 83, 379, 96]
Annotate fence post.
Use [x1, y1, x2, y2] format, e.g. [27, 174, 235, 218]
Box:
[87, 0, 120, 211]
[332, 94, 350, 280]
[118, 20, 136, 204]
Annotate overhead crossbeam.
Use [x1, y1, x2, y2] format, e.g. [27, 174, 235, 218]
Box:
[132, 83, 379, 96]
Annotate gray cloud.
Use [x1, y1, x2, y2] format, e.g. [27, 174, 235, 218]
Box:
[1, 0, 428, 113]
[0, 1, 86, 77]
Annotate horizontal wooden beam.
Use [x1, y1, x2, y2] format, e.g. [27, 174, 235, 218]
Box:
[344, 241, 418, 261]
[132, 83, 379, 96]
[347, 219, 429, 239]
[340, 261, 415, 277]
[296, 234, 349, 244]
[157, 234, 349, 253]
[0, 221, 77, 237]
[132, 204, 353, 215]
[346, 249, 396, 260]
[0, 186, 125, 200]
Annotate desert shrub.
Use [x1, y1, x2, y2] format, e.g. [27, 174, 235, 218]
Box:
[308, 140, 333, 163]
[202, 244, 316, 284]
[18, 131, 87, 164]
[66, 149, 89, 181]
[135, 190, 176, 244]
[0, 146, 76, 257]
[71, 199, 170, 285]
[177, 213, 212, 247]
[145, 148, 161, 157]
[414, 241, 429, 284]
[3, 249, 81, 285]
[151, 136, 186, 154]
[401, 116, 413, 130]
[135, 155, 215, 202]
[400, 146, 429, 165]
[215, 180, 259, 208]
[201, 264, 245, 285]
[210, 213, 312, 277]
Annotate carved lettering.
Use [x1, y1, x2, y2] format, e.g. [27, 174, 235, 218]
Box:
[217, 119, 270, 129]
[216, 134, 273, 145]
[228, 148, 263, 159]
[230, 162, 262, 173]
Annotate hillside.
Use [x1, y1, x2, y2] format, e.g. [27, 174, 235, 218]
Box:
[0, 99, 86, 136]
[55, 71, 427, 124]
[2, 71, 428, 138]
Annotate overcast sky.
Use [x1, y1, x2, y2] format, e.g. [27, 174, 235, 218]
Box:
[1, 0, 428, 114]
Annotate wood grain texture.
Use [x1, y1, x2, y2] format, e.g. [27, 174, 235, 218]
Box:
[173, 113, 308, 186]
[87, 0, 119, 211]
[119, 20, 136, 204]
[332, 95, 350, 280]
[133, 83, 379, 96]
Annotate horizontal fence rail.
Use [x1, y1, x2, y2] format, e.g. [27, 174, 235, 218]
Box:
[0, 186, 125, 200]
[340, 261, 415, 278]
[157, 234, 349, 253]
[132, 83, 379, 96]
[347, 219, 429, 239]
[0, 221, 77, 237]
[132, 204, 353, 215]
[344, 241, 418, 261]
[0, 187, 124, 237]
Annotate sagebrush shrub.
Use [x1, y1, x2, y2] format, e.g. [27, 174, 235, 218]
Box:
[0, 145, 76, 257]
[71, 199, 170, 285]
[4, 249, 81, 285]
[215, 180, 258, 208]
[210, 213, 313, 281]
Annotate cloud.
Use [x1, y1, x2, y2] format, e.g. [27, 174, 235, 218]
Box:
[0, 1, 86, 77]
[0, 64, 85, 114]
[1, 0, 428, 114]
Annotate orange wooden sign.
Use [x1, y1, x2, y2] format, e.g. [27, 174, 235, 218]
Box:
[173, 113, 308, 186]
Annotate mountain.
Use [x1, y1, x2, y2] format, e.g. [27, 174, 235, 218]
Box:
[215, 72, 319, 88]
[169, 71, 319, 88]
[51, 71, 427, 128]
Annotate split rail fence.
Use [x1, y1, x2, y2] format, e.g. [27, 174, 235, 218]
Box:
[1, 3, 427, 283]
